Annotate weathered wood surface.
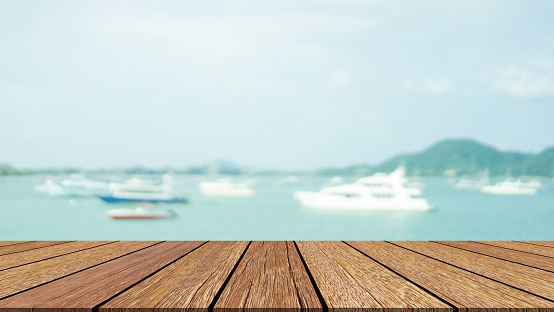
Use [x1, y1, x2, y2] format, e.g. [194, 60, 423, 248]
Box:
[393, 241, 554, 301]
[0, 241, 552, 312]
[479, 241, 554, 258]
[0, 242, 26, 248]
[0, 241, 157, 299]
[214, 241, 322, 311]
[348, 241, 554, 310]
[0, 241, 205, 312]
[437, 241, 554, 272]
[99, 241, 248, 312]
[0, 241, 112, 271]
[524, 241, 554, 248]
[0, 241, 70, 256]
[297, 241, 451, 311]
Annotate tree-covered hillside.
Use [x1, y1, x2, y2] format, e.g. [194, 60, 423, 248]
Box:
[317, 139, 554, 177]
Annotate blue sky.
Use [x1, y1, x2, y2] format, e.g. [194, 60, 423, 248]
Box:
[1, 0, 553, 170]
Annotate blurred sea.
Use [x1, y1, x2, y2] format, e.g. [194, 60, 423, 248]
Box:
[1, 175, 553, 240]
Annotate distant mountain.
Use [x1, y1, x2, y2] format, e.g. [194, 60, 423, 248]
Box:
[176, 159, 248, 175]
[2, 139, 553, 177]
[316, 139, 554, 177]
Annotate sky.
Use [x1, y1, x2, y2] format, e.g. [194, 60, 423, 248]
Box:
[1, 0, 554, 170]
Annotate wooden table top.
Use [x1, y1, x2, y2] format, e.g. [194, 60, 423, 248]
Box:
[0, 241, 553, 311]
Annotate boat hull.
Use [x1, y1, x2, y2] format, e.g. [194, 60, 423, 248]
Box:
[481, 187, 536, 195]
[294, 191, 433, 211]
[99, 196, 187, 203]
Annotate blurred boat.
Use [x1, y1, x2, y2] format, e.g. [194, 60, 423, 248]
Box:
[481, 179, 537, 195]
[106, 207, 174, 219]
[199, 178, 256, 197]
[99, 190, 187, 203]
[355, 166, 422, 196]
[109, 174, 173, 192]
[294, 183, 432, 211]
[517, 178, 543, 189]
[34, 175, 109, 196]
[453, 179, 488, 190]
[453, 168, 489, 190]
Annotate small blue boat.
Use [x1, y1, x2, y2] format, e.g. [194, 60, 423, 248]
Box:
[98, 191, 187, 204]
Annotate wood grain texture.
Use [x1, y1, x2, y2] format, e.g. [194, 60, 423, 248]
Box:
[0, 241, 205, 312]
[99, 241, 249, 312]
[214, 241, 322, 311]
[347, 241, 554, 310]
[478, 241, 554, 258]
[0, 241, 113, 271]
[0, 241, 158, 299]
[0, 242, 71, 256]
[393, 241, 554, 302]
[0, 241, 71, 256]
[436, 241, 554, 272]
[296, 241, 451, 311]
[519, 241, 554, 249]
[0, 242, 26, 248]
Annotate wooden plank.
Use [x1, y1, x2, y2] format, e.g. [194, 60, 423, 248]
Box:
[296, 241, 451, 311]
[347, 241, 554, 310]
[0, 241, 71, 256]
[520, 241, 554, 249]
[0, 241, 113, 271]
[0, 241, 158, 299]
[478, 241, 554, 258]
[99, 241, 249, 312]
[214, 241, 322, 311]
[437, 241, 554, 272]
[393, 241, 554, 302]
[0, 241, 205, 312]
[0, 242, 27, 248]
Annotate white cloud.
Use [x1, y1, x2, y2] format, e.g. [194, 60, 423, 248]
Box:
[94, 13, 377, 61]
[327, 71, 351, 88]
[399, 77, 453, 95]
[91, 13, 375, 95]
[488, 59, 554, 99]
[421, 78, 453, 95]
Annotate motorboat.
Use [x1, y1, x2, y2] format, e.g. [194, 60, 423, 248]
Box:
[294, 183, 433, 211]
[108, 174, 174, 193]
[106, 207, 174, 219]
[34, 175, 109, 196]
[199, 178, 256, 197]
[453, 178, 488, 190]
[99, 190, 187, 203]
[481, 180, 537, 195]
[453, 168, 489, 190]
[355, 166, 423, 196]
[517, 178, 543, 189]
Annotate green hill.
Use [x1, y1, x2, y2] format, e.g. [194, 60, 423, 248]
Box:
[317, 139, 554, 177]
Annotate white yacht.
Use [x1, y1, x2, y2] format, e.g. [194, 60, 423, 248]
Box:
[294, 166, 432, 211]
[34, 175, 109, 196]
[109, 174, 173, 193]
[453, 168, 489, 190]
[199, 178, 256, 197]
[517, 178, 543, 189]
[294, 183, 432, 211]
[481, 179, 537, 195]
[354, 166, 423, 197]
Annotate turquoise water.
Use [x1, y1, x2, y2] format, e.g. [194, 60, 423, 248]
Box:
[0, 175, 553, 240]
